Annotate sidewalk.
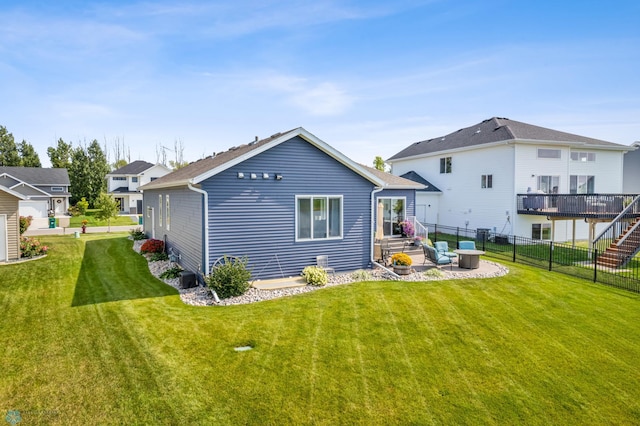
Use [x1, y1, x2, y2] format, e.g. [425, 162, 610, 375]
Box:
[24, 225, 140, 236]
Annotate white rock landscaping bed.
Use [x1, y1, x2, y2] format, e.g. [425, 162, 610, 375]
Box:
[133, 240, 509, 307]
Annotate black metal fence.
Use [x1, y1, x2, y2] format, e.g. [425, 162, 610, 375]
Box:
[428, 223, 640, 293]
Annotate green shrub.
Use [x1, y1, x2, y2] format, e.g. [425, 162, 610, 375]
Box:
[205, 256, 252, 299]
[301, 265, 328, 286]
[140, 239, 164, 254]
[149, 252, 169, 262]
[19, 216, 33, 235]
[129, 228, 147, 241]
[424, 268, 444, 278]
[351, 269, 372, 281]
[160, 266, 183, 279]
[76, 197, 89, 215]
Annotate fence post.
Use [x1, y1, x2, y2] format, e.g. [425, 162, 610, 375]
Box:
[512, 235, 517, 262]
[593, 248, 598, 283]
[549, 241, 553, 271]
[456, 227, 460, 246]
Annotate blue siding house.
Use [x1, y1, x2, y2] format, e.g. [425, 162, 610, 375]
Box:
[140, 128, 422, 281]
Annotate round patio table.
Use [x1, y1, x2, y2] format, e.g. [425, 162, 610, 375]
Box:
[453, 249, 486, 269]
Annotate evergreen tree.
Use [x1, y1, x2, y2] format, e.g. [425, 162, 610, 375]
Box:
[18, 141, 42, 167]
[68, 146, 90, 205]
[0, 125, 21, 166]
[87, 140, 109, 206]
[47, 138, 73, 169]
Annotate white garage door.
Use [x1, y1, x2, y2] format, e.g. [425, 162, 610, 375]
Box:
[0, 215, 6, 262]
[19, 200, 49, 218]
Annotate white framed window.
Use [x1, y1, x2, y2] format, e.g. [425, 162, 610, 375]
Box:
[537, 148, 561, 159]
[570, 175, 595, 194]
[379, 197, 406, 237]
[112, 176, 126, 181]
[296, 195, 343, 241]
[571, 151, 596, 162]
[132, 177, 139, 183]
[50, 186, 64, 192]
[158, 194, 163, 227]
[481, 174, 493, 188]
[439, 157, 452, 173]
[165, 195, 170, 231]
[537, 176, 560, 193]
[532, 223, 551, 240]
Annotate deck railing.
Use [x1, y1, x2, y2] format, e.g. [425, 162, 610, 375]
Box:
[517, 193, 639, 218]
[407, 216, 428, 242]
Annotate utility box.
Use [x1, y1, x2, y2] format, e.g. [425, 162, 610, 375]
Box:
[179, 271, 197, 289]
[48, 217, 56, 228]
[476, 228, 490, 242]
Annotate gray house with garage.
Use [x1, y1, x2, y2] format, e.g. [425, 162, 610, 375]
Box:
[139, 128, 423, 282]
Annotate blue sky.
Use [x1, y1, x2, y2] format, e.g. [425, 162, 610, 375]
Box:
[1, 0, 639, 167]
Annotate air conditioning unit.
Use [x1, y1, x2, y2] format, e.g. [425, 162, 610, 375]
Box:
[179, 271, 196, 289]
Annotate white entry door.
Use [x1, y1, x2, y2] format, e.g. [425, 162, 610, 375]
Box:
[0, 215, 7, 262]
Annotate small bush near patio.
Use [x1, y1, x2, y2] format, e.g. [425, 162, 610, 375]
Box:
[20, 236, 48, 258]
[140, 238, 164, 254]
[302, 265, 328, 286]
[19, 215, 32, 235]
[205, 256, 252, 298]
[129, 227, 147, 241]
[351, 269, 372, 281]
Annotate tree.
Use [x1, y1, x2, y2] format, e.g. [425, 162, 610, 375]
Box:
[373, 156, 388, 172]
[0, 125, 21, 166]
[109, 136, 130, 170]
[168, 139, 189, 170]
[18, 141, 41, 167]
[94, 192, 119, 232]
[47, 138, 73, 169]
[68, 146, 90, 205]
[87, 140, 109, 206]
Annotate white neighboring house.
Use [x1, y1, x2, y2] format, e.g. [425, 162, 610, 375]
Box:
[623, 141, 640, 193]
[0, 167, 70, 219]
[106, 161, 171, 214]
[387, 117, 637, 242]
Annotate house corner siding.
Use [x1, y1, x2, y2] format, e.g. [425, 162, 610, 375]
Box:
[142, 187, 203, 275]
[202, 136, 375, 279]
[0, 191, 20, 261]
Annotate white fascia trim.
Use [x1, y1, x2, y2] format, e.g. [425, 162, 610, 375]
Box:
[191, 127, 387, 187]
[515, 138, 632, 151]
[387, 140, 513, 163]
[139, 180, 192, 191]
[9, 181, 52, 197]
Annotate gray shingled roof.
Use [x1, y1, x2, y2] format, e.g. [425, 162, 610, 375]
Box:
[388, 117, 628, 161]
[399, 171, 442, 192]
[140, 131, 295, 190]
[0, 167, 70, 185]
[359, 165, 425, 189]
[109, 160, 155, 175]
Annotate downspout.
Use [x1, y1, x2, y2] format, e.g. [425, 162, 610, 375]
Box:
[371, 186, 398, 277]
[187, 182, 210, 275]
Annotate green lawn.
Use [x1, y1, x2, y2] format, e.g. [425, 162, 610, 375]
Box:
[2, 235, 640, 424]
[69, 209, 138, 227]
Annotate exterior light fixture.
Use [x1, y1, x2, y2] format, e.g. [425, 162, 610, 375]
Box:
[237, 172, 244, 179]
[275, 174, 283, 180]
[263, 173, 269, 179]
[250, 173, 257, 179]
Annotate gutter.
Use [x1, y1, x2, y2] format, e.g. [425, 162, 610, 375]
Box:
[370, 186, 399, 277]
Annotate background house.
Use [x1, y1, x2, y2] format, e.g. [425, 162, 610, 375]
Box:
[140, 128, 420, 282]
[623, 141, 640, 193]
[0, 185, 25, 262]
[0, 167, 70, 224]
[387, 117, 635, 242]
[106, 161, 171, 214]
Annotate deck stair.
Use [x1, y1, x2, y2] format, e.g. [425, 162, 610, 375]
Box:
[380, 238, 423, 265]
[597, 217, 640, 268]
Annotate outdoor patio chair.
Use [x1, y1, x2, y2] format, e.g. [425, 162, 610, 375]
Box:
[422, 244, 453, 269]
[316, 255, 335, 274]
[458, 240, 476, 250]
[434, 241, 457, 258]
